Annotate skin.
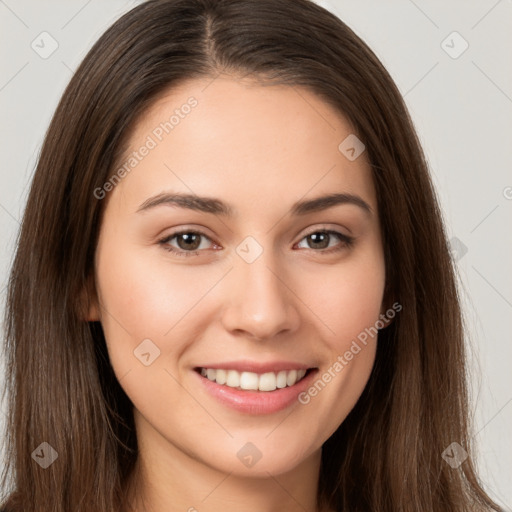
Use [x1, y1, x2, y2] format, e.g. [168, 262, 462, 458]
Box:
[88, 75, 387, 512]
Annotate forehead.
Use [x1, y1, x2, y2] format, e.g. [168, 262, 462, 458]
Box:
[109, 76, 376, 215]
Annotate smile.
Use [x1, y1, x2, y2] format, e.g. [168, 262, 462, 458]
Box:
[193, 364, 318, 414]
[197, 367, 309, 392]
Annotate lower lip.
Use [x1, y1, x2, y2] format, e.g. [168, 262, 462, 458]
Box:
[193, 369, 318, 414]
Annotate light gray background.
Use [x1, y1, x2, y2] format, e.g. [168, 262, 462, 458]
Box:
[0, 0, 511, 508]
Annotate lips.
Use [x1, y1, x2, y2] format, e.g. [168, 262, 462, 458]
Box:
[193, 360, 319, 414]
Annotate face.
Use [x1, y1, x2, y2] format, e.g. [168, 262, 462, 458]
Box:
[89, 76, 386, 478]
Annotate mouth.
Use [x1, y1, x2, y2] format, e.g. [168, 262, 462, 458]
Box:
[194, 366, 314, 392]
[193, 364, 318, 414]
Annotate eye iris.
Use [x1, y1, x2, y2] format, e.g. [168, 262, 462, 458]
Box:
[308, 232, 329, 249]
[177, 233, 201, 251]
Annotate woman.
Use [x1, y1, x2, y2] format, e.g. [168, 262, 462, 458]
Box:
[0, 0, 504, 510]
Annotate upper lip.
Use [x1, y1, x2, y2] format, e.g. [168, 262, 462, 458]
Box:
[195, 360, 316, 373]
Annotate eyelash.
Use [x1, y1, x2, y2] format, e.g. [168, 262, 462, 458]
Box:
[157, 228, 355, 258]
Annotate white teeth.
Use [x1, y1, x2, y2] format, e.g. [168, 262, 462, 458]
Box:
[215, 368, 227, 385]
[240, 371, 259, 390]
[199, 367, 309, 391]
[286, 369, 297, 386]
[276, 370, 288, 388]
[226, 369, 240, 387]
[258, 372, 276, 391]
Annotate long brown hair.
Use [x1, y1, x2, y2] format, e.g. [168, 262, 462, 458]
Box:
[0, 0, 503, 510]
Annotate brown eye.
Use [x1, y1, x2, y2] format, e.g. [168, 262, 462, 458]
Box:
[174, 232, 202, 251]
[296, 230, 354, 253]
[158, 230, 214, 257]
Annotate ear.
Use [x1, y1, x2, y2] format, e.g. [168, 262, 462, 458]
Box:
[79, 274, 101, 322]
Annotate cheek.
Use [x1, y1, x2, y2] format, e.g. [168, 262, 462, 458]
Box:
[291, 248, 384, 432]
[296, 247, 386, 348]
[94, 241, 223, 369]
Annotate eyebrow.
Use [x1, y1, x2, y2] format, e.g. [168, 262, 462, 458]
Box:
[137, 191, 373, 217]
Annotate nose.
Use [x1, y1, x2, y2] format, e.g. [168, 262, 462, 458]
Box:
[220, 249, 301, 341]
